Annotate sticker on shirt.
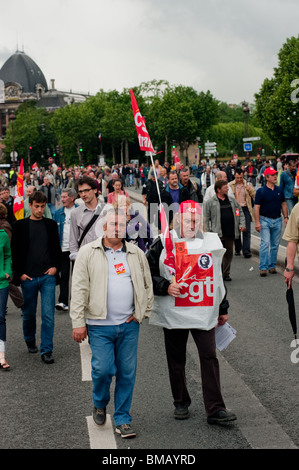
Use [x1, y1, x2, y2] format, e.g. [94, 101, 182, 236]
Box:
[175, 252, 214, 307]
[114, 263, 126, 275]
[235, 209, 240, 216]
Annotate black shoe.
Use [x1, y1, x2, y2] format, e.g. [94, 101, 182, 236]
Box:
[244, 254, 252, 258]
[207, 409, 237, 425]
[41, 352, 54, 364]
[26, 340, 38, 354]
[235, 252, 241, 256]
[93, 407, 106, 426]
[224, 276, 232, 281]
[174, 405, 189, 420]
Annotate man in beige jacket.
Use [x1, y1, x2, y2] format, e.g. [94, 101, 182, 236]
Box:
[70, 207, 153, 439]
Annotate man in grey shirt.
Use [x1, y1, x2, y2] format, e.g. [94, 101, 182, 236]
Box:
[69, 176, 104, 261]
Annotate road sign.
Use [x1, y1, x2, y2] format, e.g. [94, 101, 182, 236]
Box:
[244, 143, 252, 152]
[243, 137, 260, 142]
[48, 157, 54, 163]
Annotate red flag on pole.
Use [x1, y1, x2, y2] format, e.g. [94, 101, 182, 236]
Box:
[130, 89, 155, 153]
[13, 159, 24, 220]
[130, 89, 175, 275]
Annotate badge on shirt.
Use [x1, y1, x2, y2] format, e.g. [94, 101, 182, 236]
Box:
[114, 263, 126, 275]
[235, 209, 240, 216]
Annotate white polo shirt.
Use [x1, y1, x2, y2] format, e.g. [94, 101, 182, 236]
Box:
[86, 242, 134, 326]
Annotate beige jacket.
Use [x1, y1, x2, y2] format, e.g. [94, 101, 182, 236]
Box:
[228, 179, 256, 221]
[70, 237, 154, 328]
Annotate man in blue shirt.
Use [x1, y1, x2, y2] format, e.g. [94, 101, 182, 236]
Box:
[254, 167, 288, 276]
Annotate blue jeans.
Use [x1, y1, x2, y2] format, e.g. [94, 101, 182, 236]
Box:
[47, 203, 56, 218]
[87, 321, 140, 426]
[259, 216, 282, 271]
[0, 286, 9, 352]
[21, 274, 56, 354]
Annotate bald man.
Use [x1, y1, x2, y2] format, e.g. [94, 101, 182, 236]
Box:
[203, 171, 234, 203]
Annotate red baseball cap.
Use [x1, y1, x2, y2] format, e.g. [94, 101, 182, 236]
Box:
[264, 167, 277, 176]
[179, 200, 202, 215]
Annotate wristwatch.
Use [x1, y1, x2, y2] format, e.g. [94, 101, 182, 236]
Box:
[285, 267, 294, 272]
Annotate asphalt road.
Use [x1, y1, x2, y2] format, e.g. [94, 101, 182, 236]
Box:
[1, 252, 299, 452]
[1, 183, 299, 454]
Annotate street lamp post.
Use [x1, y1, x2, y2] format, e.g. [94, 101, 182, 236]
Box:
[242, 101, 249, 138]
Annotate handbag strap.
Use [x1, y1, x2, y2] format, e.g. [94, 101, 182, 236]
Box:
[78, 213, 99, 248]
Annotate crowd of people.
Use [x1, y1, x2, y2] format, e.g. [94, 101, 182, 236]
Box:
[0, 152, 298, 440]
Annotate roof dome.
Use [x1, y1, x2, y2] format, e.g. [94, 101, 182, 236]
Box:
[0, 50, 48, 94]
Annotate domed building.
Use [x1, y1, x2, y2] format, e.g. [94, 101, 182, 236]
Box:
[0, 49, 89, 160]
[0, 49, 49, 140]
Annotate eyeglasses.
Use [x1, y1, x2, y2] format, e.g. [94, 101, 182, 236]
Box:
[78, 188, 93, 195]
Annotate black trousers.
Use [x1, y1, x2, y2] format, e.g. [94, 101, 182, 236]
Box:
[58, 251, 71, 306]
[163, 328, 226, 416]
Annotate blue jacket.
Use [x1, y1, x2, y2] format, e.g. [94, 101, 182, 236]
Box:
[54, 205, 78, 246]
[280, 170, 296, 200]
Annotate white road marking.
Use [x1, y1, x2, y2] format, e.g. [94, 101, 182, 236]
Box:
[79, 339, 118, 449]
[86, 415, 117, 449]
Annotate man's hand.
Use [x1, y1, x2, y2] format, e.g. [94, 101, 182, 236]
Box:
[44, 267, 57, 276]
[168, 283, 183, 297]
[20, 274, 33, 281]
[284, 269, 294, 289]
[218, 314, 228, 326]
[72, 327, 88, 343]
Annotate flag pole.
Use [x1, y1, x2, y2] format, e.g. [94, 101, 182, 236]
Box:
[149, 151, 176, 285]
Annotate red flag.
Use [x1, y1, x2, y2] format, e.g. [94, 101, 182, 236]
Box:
[13, 159, 24, 220]
[32, 162, 38, 171]
[174, 148, 180, 164]
[159, 203, 175, 275]
[130, 89, 155, 153]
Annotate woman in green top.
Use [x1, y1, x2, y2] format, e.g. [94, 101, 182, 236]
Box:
[0, 229, 12, 371]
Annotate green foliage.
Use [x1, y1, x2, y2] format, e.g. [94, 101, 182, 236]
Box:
[207, 122, 273, 158]
[255, 35, 299, 152]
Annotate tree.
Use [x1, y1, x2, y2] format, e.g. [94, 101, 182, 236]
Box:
[255, 35, 299, 152]
[4, 101, 55, 169]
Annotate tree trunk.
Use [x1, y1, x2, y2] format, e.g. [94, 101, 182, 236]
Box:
[112, 145, 116, 165]
[125, 139, 129, 164]
[120, 141, 124, 165]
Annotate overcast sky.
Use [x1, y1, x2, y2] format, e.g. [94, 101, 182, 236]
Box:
[0, 0, 298, 105]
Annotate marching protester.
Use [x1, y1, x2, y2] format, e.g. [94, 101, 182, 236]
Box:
[228, 168, 256, 258]
[282, 202, 299, 288]
[11, 191, 62, 364]
[142, 170, 164, 228]
[54, 188, 78, 311]
[203, 171, 234, 202]
[69, 176, 104, 261]
[0, 225, 12, 371]
[161, 170, 190, 227]
[39, 175, 59, 218]
[179, 167, 203, 203]
[0, 203, 23, 314]
[204, 180, 246, 281]
[24, 186, 52, 218]
[70, 207, 153, 438]
[107, 178, 129, 204]
[254, 167, 288, 277]
[146, 200, 237, 424]
[279, 159, 297, 215]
